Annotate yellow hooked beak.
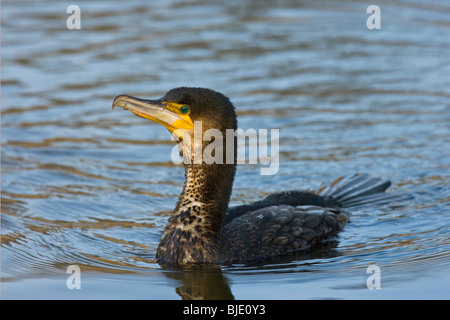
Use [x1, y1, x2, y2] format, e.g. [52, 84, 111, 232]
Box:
[112, 95, 194, 139]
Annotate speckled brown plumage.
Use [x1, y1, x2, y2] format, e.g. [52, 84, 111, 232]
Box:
[156, 163, 235, 264]
[113, 87, 409, 266]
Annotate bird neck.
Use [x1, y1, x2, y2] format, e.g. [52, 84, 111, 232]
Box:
[156, 163, 236, 265]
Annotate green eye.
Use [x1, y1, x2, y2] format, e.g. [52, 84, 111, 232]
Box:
[180, 105, 190, 114]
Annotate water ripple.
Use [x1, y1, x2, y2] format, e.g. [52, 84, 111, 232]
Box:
[2, 0, 449, 299]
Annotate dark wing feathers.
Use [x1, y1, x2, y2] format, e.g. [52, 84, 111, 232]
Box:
[220, 205, 347, 264]
[221, 174, 410, 263]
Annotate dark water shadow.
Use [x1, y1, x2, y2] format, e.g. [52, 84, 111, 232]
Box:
[160, 240, 342, 300]
[161, 265, 235, 300]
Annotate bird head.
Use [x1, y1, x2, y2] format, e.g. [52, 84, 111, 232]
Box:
[113, 87, 237, 138]
[113, 87, 238, 164]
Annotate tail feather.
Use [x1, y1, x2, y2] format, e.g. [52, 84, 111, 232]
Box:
[319, 174, 411, 208]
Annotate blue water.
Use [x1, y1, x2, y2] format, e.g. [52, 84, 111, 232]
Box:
[2, 0, 450, 299]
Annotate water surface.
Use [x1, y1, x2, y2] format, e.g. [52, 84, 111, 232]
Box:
[2, 0, 450, 299]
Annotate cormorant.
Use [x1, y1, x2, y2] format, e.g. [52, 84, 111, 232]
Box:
[112, 87, 407, 265]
